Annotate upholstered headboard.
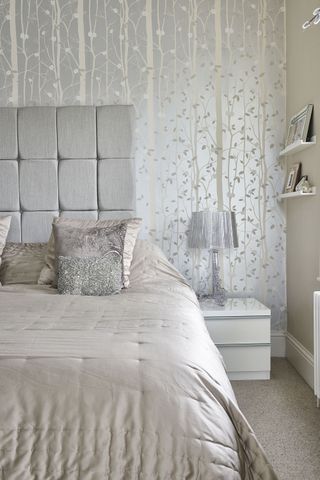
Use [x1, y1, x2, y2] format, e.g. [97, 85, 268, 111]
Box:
[0, 105, 135, 242]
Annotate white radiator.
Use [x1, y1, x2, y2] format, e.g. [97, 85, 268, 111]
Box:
[314, 292, 320, 407]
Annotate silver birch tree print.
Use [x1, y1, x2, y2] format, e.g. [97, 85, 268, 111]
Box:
[78, 0, 86, 104]
[9, 0, 18, 105]
[0, 0, 286, 330]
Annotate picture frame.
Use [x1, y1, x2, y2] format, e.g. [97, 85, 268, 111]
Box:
[286, 104, 313, 147]
[285, 163, 301, 193]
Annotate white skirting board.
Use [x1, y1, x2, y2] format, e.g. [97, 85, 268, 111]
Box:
[251, 330, 313, 388]
[314, 292, 320, 406]
[286, 332, 314, 389]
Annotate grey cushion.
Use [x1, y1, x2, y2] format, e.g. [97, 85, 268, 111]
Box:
[39, 217, 141, 288]
[98, 159, 135, 210]
[54, 220, 127, 296]
[0, 212, 21, 242]
[0, 161, 19, 211]
[20, 160, 58, 211]
[59, 160, 97, 210]
[18, 107, 57, 159]
[0, 108, 18, 159]
[57, 254, 122, 296]
[0, 242, 46, 285]
[54, 220, 127, 258]
[22, 212, 58, 243]
[57, 106, 96, 159]
[97, 105, 134, 159]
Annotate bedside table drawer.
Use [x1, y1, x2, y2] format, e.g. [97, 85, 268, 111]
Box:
[219, 345, 271, 379]
[200, 298, 271, 380]
[206, 317, 270, 345]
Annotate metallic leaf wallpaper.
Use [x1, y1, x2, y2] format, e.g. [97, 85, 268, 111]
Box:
[0, 0, 286, 329]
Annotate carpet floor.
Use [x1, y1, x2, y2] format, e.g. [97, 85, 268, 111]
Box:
[232, 358, 320, 480]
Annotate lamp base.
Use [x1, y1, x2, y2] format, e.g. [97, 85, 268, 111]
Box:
[197, 291, 227, 307]
[212, 250, 227, 306]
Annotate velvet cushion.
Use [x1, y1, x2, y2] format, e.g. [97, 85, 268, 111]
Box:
[38, 217, 141, 288]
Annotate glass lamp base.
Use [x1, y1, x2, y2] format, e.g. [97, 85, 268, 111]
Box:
[212, 288, 227, 306]
[212, 250, 227, 306]
[198, 291, 227, 307]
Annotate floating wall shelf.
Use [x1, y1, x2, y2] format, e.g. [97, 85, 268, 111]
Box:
[279, 187, 317, 200]
[279, 136, 316, 157]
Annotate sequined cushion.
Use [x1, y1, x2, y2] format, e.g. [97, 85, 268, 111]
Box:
[54, 222, 127, 296]
[57, 254, 122, 296]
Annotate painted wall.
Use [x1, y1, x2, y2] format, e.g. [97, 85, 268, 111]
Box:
[286, 0, 320, 353]
[0, 0, 286, 329]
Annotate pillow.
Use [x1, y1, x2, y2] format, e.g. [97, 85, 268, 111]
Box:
[129, 239, 190, 289]
[55, 221, 127, 296]
[38, 217, 141, 288]
[57, 255, 122, 296]
[0, 216, 11, 282]
[0, 242, 47, 285]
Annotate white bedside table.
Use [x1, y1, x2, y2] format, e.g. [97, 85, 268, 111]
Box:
[200, 297, 271, 380]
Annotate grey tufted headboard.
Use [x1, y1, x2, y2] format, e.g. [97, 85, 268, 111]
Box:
[0, 105, 136, 243]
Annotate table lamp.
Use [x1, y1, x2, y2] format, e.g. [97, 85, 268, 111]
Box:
[188, 210, 238, 306]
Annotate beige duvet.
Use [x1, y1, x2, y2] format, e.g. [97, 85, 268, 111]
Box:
[0, 240, 277, 479]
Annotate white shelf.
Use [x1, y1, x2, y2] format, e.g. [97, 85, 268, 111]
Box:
[279, 187, 317, 200]
[279, 136, 316, 157]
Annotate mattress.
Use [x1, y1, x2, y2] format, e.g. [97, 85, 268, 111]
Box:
[0, 241, 277, 479]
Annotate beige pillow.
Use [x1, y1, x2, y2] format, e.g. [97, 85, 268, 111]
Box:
[0, 216, 11, 278]
[0, 243, 47, 285]
[38, 217, 142, 288]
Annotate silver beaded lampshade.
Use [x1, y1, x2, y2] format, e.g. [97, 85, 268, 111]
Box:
[188, 210, 238, 250]
[188, 210, 238, 305]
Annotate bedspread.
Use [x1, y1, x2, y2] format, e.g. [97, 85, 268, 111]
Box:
[0, 241, 277, 479]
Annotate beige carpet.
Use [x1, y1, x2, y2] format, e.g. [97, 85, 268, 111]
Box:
[232, 359, 320, 480]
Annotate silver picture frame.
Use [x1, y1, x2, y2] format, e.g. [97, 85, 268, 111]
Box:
[286, 104, 313, 147]
[285, 162, 301, 193]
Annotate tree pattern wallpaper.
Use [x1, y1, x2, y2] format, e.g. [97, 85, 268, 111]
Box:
[0, 0, 286, 329]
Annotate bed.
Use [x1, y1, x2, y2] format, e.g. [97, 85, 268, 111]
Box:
[0, 106, 276, 479]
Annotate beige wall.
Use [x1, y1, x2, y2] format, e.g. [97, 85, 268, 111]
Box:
[286, 0, 320, 353]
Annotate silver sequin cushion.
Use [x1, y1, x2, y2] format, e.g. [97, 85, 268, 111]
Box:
[57, 254, 122, 296]
[54, 222, 127, 296]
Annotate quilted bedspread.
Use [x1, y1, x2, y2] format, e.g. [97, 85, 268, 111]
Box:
[0, 240, 277, 479]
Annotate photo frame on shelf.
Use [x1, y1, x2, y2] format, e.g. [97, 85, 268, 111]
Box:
[285, 104, 313, 147]
[285, 162, 301, 193]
